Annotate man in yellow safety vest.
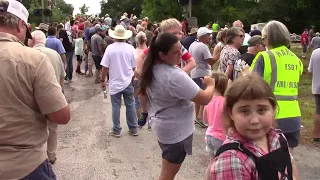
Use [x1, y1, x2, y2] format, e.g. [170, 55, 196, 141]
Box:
[250, 20, 303, 153]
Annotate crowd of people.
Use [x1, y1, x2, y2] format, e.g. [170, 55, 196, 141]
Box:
[1, 0, 319, 179]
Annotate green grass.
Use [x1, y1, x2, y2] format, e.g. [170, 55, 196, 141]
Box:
[291, 46, 314, 144]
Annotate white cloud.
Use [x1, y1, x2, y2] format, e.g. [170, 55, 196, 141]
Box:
[64, 0, 101, 15]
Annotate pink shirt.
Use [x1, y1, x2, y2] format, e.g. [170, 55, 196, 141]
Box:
[204, 96, 226, 141]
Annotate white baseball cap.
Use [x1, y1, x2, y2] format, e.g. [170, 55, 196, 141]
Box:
[197, 27, 212, 37]
[0, 0, 32, 39]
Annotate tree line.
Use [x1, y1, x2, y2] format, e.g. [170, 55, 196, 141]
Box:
[22, 0, 74, 27]
[100, 0, 320, 33]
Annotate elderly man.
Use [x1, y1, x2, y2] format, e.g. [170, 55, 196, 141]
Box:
[35, 22, 49, 36]
[29, 30, 66, 165]
[0, 0, 70, 179]
[100, 25, 138, 137]
[104, 14, 112, 27]
[311, 32, 320, 50]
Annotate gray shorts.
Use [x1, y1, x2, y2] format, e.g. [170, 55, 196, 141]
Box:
[284, 131, 300, 148]
[315, 94, 320, 115]
[206, 135, 223, 157]
[158, 134, 193, 164]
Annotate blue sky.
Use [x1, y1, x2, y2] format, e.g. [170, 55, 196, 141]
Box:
[64, 0, 102, 15]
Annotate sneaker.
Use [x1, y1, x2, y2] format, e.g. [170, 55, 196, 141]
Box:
[138, 112, 148, 127]
[64, 80, 69, 84]
[147, 119, 151, 130]
[109, 130, 121, 138]
[128, 130, 139, 136]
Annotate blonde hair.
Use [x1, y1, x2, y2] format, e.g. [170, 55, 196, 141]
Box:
[223, 74, 277, 131]
[135, 31, 147, 45]
[160, 18, 182, 32]
[84, 21, 90, 27]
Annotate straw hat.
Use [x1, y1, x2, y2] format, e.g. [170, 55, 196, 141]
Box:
[35, 23, 49, 32]
[108, 25, 133, 40]
[188, 27, 198, 35]
[120, 15, 126, 21]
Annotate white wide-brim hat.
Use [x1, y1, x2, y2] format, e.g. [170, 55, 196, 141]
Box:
[109, 25, 133, 40]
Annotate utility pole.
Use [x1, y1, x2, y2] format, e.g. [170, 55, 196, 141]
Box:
[41, 0, 44, 22]
[188, 0, 192, 18]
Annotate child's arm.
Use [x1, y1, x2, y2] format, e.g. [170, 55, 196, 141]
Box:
[203, 106, 208, 123]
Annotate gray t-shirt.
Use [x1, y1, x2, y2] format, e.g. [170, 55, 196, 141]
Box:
[252, 54, 301, 133]
[189, 41, 212, 78]
[91, 34, 103, 56]
[308, 48, 320, 94]
[311, 37, 320, 50]
[147, 64, 199, 144]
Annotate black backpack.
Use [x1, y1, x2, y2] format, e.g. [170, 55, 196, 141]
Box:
[215, 134, 293, 180]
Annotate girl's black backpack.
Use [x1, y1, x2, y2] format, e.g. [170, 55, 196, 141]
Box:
[215, 134, 293, 180]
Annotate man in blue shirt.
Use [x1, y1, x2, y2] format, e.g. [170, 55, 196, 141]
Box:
[45, 26, 66, 69]
[182, 28, 198, 50]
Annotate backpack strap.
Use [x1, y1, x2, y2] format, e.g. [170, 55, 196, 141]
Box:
[215, 142, 258, 163]
[278, 134, 293, 180]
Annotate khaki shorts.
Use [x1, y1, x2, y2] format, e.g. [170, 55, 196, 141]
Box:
[88, 51, 94, 66]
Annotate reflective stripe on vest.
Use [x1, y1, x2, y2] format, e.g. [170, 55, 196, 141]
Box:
[266, 51, 298, 101]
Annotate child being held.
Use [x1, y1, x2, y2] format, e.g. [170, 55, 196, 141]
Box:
[209, 74, 299, 180]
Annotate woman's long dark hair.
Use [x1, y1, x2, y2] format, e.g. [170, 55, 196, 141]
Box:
[139, 32, 179, 95]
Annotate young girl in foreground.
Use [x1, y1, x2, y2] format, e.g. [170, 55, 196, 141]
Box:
[210, 74, 299, 180]
[203, 72, 228, 179]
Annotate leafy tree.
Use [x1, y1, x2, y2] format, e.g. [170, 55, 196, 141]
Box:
[100, 0, 143, 19]
[141, 0, 182, 22]
[21, 0, 74, 25]
[80, 4, 89, 15]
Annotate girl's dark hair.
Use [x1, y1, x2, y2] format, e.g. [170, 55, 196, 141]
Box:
[139, 32, 179, 95]
[211, 72, 228, 95]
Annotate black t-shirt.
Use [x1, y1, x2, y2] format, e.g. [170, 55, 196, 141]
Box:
[59, 29, 74, 52]
[239, 52, 256, 66]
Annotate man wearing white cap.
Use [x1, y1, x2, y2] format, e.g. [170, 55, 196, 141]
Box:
[189, 27, 218, 127]
[0, 0, 71, 179]
[100, 25, 138, 137]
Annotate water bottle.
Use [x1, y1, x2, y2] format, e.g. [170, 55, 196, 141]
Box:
[103, 90, 108, 99]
